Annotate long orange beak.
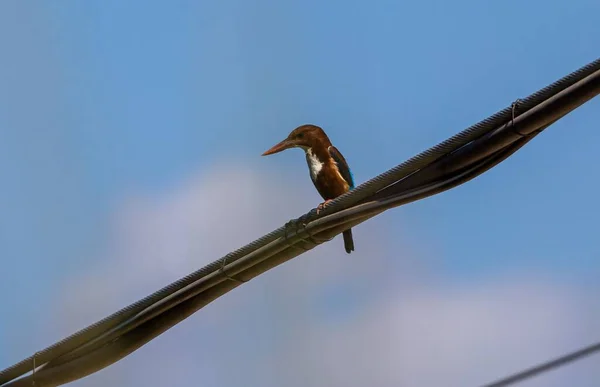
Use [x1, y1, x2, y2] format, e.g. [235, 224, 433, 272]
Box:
[261, 139, 295, 156]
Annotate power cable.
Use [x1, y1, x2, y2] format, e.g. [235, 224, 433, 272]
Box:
[1, 58, 599, 387]
[481, 341, 600, 387]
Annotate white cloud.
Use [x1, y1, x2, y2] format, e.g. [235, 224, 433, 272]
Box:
[267, 278, 598, 387]
[52, 164, 599, 387]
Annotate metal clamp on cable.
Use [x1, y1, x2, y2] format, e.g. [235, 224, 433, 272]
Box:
[283, 216, 331, 252]
[509, 98, 528, 137]
[283, 220, 309, 252]
[31, 352, 39, 387]
[299, 212, 333, 245]
[218, 255, 246, 284]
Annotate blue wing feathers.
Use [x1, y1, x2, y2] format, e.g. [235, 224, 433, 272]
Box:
[328, 146, 355, 189]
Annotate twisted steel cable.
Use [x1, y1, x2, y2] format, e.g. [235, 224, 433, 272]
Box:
[1, 58, 599, 387]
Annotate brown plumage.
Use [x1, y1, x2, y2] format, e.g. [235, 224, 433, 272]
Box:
[262, 124, 355, 253]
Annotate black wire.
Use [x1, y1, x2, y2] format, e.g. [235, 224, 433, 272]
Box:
[31, 134, 542, 380]
[317, 57, 600, 216]
[4, 143, 530, 387]
[0, 125, 544, 387]
[1, 58, 599, 386]
[480, 342, 600, 387]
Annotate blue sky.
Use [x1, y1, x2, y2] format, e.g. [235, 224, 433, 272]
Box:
[1, 1, 599, 386]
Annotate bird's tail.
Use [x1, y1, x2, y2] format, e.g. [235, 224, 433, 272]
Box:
[342, 228, 354, 254]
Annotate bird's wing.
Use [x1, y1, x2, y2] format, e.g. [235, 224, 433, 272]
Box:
[328, 146, 355, 189]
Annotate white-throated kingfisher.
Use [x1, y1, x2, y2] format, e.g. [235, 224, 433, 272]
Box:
[261, 124, 355, 253]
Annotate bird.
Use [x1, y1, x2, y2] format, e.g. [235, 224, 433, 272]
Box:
[261, 124, 355, 253]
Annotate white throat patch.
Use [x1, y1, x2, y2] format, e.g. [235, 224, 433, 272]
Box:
[306, 148, 323, 181]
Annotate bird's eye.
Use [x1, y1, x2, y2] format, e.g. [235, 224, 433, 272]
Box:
[297, 133, 304, 138]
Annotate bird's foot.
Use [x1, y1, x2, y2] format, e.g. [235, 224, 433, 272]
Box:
[316, 199, 333, 215]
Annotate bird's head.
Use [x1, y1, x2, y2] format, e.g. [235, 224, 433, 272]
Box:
[261, 124, 330, 156]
